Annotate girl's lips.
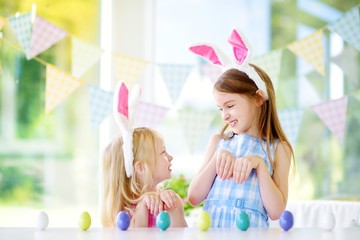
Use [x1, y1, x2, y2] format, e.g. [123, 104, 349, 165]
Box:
[229, 120, 237, 128]
[168, 165, 172, 171]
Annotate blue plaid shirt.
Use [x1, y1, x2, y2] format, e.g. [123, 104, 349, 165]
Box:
[203, 134, 278, 228]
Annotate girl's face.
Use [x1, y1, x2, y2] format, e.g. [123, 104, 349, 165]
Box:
[153, 135, 173, 185]
[214, 90, 260, 136]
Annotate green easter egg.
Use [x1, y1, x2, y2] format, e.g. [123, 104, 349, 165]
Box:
[79, 211, 91, 231]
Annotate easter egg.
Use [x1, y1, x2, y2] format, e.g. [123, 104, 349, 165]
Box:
[116, 211, 130, 231]
[197, 211, 211, 231]
[156, 211, 171, 231]
[236, 211, 250, 231]
[320, 212, 335, 231]
[79, 211, 91, 231]
[279, 210, 294, 231]
[36, 211, 49, 231]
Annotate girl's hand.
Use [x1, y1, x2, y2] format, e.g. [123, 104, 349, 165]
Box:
[233, 155, 261, 184]
[159, 189, 178, 210]
[215, 150, 235, 180]
[141, 193, 163, 215]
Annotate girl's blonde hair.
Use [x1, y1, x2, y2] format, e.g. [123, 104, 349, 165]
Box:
[101, 127, 158, 227]
[214, 65, 295, 176]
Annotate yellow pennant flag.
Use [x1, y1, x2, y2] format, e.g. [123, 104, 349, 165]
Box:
[287, 29, 325, 75]
[46, 65, 82, 113]
[0, 16, 6, 30]
[113, 54, 149, 86]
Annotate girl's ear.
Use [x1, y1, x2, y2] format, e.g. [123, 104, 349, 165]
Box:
[134, 161, 144, 175]
[255, 90, 266, 106]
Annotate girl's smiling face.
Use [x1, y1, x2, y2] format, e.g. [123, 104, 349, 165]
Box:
[214, 90, 260, 136]
[153, 134, 173, 185]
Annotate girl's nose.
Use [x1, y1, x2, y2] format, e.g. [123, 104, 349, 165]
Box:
[222, 111, 230, 121]
[167, 153, 173, 162]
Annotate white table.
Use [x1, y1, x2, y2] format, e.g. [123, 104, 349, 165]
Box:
[1, 227, 359, 240]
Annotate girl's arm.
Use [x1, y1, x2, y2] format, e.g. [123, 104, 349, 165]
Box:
[256, 141, 291, 220]
[187, 134, 220, 206]
[131, 203, 149, 227]
[166, 194, 188, 227]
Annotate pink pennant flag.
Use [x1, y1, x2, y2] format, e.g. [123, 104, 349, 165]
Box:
[311, 96, 348, 142]
[45, 64, 82, 113]
[201, 64, 223, 83]
[134, 102, 169, 128]
[27, 16, 67, 60]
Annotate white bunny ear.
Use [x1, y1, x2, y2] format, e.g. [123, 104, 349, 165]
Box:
[128, 84, 141, 125]
[189, 43, 233, 67]
[228, 28, 252, 66]
[113, 81, 134, 178]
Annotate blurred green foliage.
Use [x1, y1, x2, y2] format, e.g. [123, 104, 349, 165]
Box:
[163, 175, 202, 216]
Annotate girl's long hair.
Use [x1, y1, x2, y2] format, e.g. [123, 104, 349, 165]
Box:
[214, 65, 295, 178]
[101, 127, 158, 227]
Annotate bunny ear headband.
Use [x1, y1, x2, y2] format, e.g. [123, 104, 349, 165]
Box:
[189, 28, 268, 100]
[113, 81, 141, 178]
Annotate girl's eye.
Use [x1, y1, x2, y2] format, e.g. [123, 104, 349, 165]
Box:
[218, 108, 223, 111]
[227, 105, 234, 109]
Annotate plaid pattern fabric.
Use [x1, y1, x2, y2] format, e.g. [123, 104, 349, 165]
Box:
[71, 37, 103, 78]
[278, 108, 304, 145]
[287, 29, 325, 75]
[158, 64, 193, 104]
[8, 13, 32, 55]
[134, 102, 169, 128]
[88, 85, 113, 129]
[27, 16, 67, 60]
[328, 6, 360, 51]
[203, 134, 278, 228]
[311, 96, 348, 142]
[45, 64, 82, 113]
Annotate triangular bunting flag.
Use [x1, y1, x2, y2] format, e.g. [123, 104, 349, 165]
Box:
[311, 96, 348, 142]
[27, 16, 67, 60]
[8, 13, 32, 55]
[252, 48, 283, 90]
[88, 85, 114, 129]
[158, 64, 192, 105]
[45, 64, 82, 113]
[328, 6, 360, 51]
[113, 54, 149, 86]
[0, 16, 6, 30]
[287, 29, 325, 75]
[71, 37, 104, 78]
[201, 64, 222, 83]
[278, 109, 304, 145]
[178, 110, 215, 153]
[134, 102, 169, 128]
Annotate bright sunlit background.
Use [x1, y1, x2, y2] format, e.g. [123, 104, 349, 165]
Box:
[0, 0, 359, 227]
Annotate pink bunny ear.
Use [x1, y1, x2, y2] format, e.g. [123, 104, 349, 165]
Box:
[116, 82, 129, 118]
[228, 29, 251, 65]
[189, 44, 232, 66]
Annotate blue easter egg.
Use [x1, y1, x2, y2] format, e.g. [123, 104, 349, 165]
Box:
[236, 211, 250, 231]
[116, 211, 130, 231]
[279, 210, 294, 231]
[156, 211, 171, 231]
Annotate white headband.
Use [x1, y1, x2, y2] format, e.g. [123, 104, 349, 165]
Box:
[189, 28, 268, 100]
[113, 82, 141, 178]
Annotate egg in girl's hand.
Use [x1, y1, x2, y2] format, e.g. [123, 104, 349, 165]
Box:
[79, 211, 92, 231]
[36, 211, 49, 231]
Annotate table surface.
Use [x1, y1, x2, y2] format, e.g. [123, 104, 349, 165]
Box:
[1, 227, 360, 240]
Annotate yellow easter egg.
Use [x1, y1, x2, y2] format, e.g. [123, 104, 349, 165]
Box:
[79, 211, 91, 231]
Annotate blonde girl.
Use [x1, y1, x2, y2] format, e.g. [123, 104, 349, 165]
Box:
[101, 127, 187, 227]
